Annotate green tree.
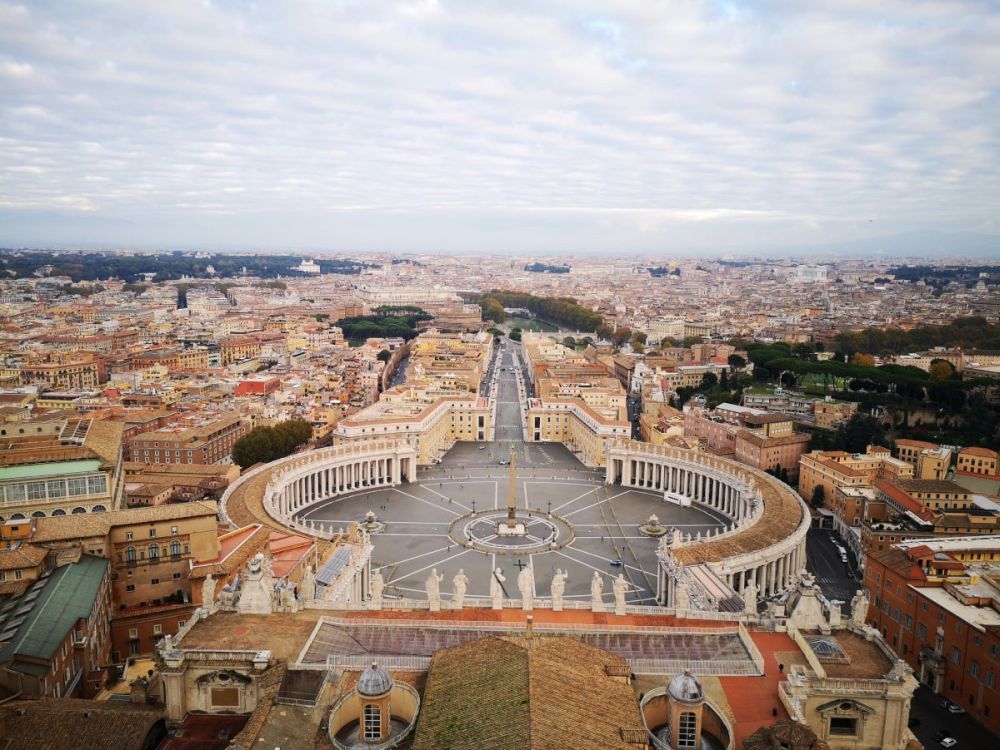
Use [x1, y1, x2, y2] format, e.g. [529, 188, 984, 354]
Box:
[562, 336, 576, 349]
[837, 413, 890, 454]
[700, 372, 718, 391]
[377, 349, 392, 363]
[811, 485, 826, 508]
[480, 297, 506, 323]
[727, 353, 746, 373]
[510, 328, 522, 342]
[232, 419, 313, 469]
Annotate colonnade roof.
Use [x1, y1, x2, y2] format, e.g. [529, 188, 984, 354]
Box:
[674, 472, 804, 566]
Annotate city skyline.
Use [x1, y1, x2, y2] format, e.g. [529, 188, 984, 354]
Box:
[1, 1, 998, 255]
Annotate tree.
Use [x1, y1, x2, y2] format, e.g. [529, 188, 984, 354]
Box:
[632, 331, 647, 345]
[562, 336, 576, 349]
[377, 349, 391, 363]
[632, 341, 645, 354]
[811, 485, 826, 508]
[838, 413, 889, 454]
[929, 359, 955, 381]
[700, 372, 718, 391]
[727, 353, 746, 373]
[850, 352, 876, 367]
[720, 369, 729, 389]
[780, 371, 796, 388]
[510, 328, 522, 342]
[480, 297, 506, 323]
[232, 418, 313, 469]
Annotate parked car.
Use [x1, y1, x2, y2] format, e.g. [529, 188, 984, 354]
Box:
[933, 729, 951, 741]
[609, 559, 624, 567]
[940, 738, 957, 748]
[947, 703, 966, 714]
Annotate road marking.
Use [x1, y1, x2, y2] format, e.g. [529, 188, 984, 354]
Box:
[390, 548, 474, 585]
[562, 490, 631, 518]
[391, 487, 464, 516]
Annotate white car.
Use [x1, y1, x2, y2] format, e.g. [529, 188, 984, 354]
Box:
[940, 737, 957, 748]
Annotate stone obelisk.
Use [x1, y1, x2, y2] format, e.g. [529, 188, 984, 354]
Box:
[507, 448, 517, 529]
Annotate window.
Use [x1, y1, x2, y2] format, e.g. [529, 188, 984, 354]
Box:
[151, 578, 159, 585]
[125, 547, 136, 563]
[952, 647, 962, 665]
[170, 540, 181, 557]
[677, 711, 698, 749]
[128, 628, 138, 639]
[177, 620, 185, 628]
[153, 624, 162, 635]
[830, 717, 857, 736]
[125, 531, 133, 541]
[987, 670, 996, 689]
[918, 623, 927, 641]
[87, 475, 107, 495]
[67, 477, 87, 496]
[173, 572, 181, 580]
[363, 704, 381, 741]
[47, 480, 66, 498]
[171, 526, 178, 535]
[126, 584, 135, 592]
[26, 481, 46, 500]
[971, 661, 980, 678]
[148, 544, 159, 561]
[149, 528, 157, 538]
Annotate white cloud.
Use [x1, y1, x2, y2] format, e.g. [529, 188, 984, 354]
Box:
[0, 0, 997, 252]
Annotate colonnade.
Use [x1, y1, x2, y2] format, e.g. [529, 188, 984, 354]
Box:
[608, 455, 753, 522]
[607, 440, 809, 610]
[275, 454, 412, 518]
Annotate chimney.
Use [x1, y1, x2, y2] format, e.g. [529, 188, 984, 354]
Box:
[525, 614, 533, 639]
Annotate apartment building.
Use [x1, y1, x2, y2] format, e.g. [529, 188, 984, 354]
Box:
[0, 555, 112, 699]
[957, 446, 999, 477]
[798, 446, 914, 508]
[864, 537, 1000, 734]
[128, 411, 248, 465]
[19, 353, 107, 390]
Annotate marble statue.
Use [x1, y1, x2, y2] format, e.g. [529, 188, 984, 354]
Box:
[517, 565, 534, 611]
[671, 528, 682, 546]
[236, 552, 276, 615]
[613, 573, 628, 616]
[743, 577, 758, 613]
[590, 571, 604, 612]
[162, 634, 174, 653]
[369, 568, 385, 610]
[850, 589, 869, 626]
[490, 567, 506, 610]
[201, 574, 217, 614]
[550, 569, 568, 612]
[279, 582, 299, 613]
[220, 584, 236, 607]
[452, 569, 469, 609]
[426, 568, 444, 611]
[300, 565, 316, 601]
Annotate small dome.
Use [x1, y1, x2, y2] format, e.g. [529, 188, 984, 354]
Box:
[668, 670, 703, 703]
[357, 662, 393, 697]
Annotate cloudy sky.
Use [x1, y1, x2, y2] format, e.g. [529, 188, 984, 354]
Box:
[1, 1, 997, 255]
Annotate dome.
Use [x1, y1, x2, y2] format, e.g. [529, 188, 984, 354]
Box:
[667, 670, 703, 703]
[357, 662, 394, 697]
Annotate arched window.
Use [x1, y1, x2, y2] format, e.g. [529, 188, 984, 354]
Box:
[92, 504, 107, 512]
[125, 547, 136, 563]
[363, 704, 381, 741]
[72, 507, 86, 514]
[149, 544, 159, 561]
[51, 509, 66, 516]
[170, 540, 181, 557]
[678, 711, 697, 749]
[31, 510, 45, 518]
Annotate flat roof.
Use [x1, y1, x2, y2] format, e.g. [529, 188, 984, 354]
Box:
[913, 585, 1000, 631]
[0, 459, 101, 481]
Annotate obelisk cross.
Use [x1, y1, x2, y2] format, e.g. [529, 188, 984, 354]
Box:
[507, 448, 517, 529]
